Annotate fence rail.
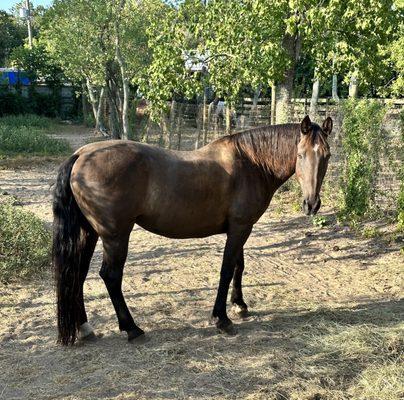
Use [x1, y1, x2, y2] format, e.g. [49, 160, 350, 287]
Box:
[133, 98, 402, 213]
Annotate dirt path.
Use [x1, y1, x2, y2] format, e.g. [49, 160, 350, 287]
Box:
[0, 126, 402, 400]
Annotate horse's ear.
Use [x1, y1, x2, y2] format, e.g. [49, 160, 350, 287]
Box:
[322, 117, 333, 136]
[301, 115, 311, 135]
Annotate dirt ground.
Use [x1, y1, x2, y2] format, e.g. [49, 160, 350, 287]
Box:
[0, 126, 403, 400]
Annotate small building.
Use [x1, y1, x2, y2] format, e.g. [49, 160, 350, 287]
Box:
[0, 68, 31, 86]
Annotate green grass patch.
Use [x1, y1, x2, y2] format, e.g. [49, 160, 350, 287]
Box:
[0, 199, 51, 282]
[0, 114, 71, 156]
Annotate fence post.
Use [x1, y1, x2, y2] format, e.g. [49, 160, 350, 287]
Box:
[225, 104, 231, 134]
[270, 84, 276, 125]
[195, 103, 202, 149]
[176, 102, 184, 150]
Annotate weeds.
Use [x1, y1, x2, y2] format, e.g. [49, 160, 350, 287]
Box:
[0, 115, 71, 156]
[362, 226, 381, 239]
[0, 199, 51, 282]
[339, 100, 386, 222]
[311, 215, 329, 228]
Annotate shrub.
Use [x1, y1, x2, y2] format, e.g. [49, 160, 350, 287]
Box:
[0, 113, 56, 129]
[0, 200, 51, 282]
[339, 99, 386, 221]
[397, 110, 404, 230]
[0, 86, 71, 118]
[0, 115, 71, 156]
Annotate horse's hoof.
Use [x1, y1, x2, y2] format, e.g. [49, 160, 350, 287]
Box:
[216, 318, 237, 336]
[79, 331, 97, 342]
[231, 304, 249, 319]
[128, 333, 149, 345]
[127, 328, 146, 343]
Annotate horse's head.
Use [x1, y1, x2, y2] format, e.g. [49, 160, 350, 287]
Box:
[295, 115, 332, 216]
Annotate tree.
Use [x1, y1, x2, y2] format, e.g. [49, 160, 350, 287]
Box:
[0, 11, 26, 66]
[41, 0, 153, 137]
[386, 1, 404, 96]
[301, 0, 400, 104]
[142, 0, 287, 121]
[10, 41, 64, 85]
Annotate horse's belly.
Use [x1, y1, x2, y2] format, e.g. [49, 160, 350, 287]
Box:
[136, 212, 227, 239]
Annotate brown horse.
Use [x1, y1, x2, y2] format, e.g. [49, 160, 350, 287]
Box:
[53, 115, 332, 345]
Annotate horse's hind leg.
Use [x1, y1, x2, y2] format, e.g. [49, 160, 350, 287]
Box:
[78, 227, 98, 340]
[100, 235, 144, 342]
[230, 249, 249, 318]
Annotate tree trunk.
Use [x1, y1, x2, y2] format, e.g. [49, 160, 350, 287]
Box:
[202, 89, 208, 145]
[168, 99, 176, 149]
[225, 104, 232, 134]
[332, 74, 339, 102]
[81, 81, 89, 123]
[275, 33, 300, 124]
[207, 101, 214, 136]
[349, 71, 359, 98]
[176, 103, 184, 150]
[270, 83, 276, 125]
[108, 96, 120, 139]
[95, 87, 106, 133]
[115, 24, 130, 140]
[86, 78, 98, 121]
[142, 119, 151, 143]
[309, 70, 320, 117]
[160, 112, 170, 148]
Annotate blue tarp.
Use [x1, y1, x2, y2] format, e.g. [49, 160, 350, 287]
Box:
[0, 70, 31, 85]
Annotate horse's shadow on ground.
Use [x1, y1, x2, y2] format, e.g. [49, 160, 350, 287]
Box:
[250, 211, 399, 265]
[79, 297, 403, 399]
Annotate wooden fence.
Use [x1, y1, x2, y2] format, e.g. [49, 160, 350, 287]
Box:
[133, 98, 402, 212]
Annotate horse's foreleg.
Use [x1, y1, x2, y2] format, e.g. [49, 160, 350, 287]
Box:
[212, 224, 252, 334]
[230, 249, 249, 318]
[100, 236, 144, 342]
[78, 227, 98, 341]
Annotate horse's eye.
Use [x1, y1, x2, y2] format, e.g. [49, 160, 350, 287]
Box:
[297, 154, 303, 159]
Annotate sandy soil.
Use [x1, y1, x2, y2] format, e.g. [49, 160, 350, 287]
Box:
[0, 127, 402, 400]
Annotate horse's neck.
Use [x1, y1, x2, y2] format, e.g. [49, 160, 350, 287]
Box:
[260, 138, 298, 183]
[271, 151, 297, 183]
[230, 124, 299, 183]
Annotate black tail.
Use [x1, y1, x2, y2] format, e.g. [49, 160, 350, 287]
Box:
[53, 154, 84, 345]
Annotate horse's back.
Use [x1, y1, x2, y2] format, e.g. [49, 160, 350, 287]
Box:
[70, 140, 235, 238]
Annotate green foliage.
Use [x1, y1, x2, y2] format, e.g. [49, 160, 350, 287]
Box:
[362, 226, 381, 239]
[397, 110, 404, 230]
[300, 0, 400, 88]
[339, 99, 387, 221]
[311, 215, 329, 228]
[0, 87, 62, 118]
[142, 0, 288, 112]
[0, 10, 25, 66]
[0, 115, 71, 156]
[0, 200, 51, 282]
[10, 41, 64, 84]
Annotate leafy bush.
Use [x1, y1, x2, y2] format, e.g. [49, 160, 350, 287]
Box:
[0, 115, 71, 156]
[311, 215, 329, 228]
[0, 200, 51, 282]
[0, 86, 66, 118]
[339, 99, 386, 221]
[397, 110, 404, 230]
[0, 113, 56, 129]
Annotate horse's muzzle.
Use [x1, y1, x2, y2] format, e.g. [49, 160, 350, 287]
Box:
[302, 197, 321, 216]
